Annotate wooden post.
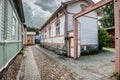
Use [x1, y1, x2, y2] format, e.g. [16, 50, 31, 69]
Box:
[114, 0, 120, 74]
[73, 18, 78, 59]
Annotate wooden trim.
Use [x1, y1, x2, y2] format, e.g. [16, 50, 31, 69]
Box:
[73, 18, 78, 59]
[43, 42, 64, 45]
[71, 46, 74, 48]
[65, 5, 68, 38]
[67, 11, 75, 14]
[114, 0, 120, 74]
[68, 30, 73, 32]
[68, 36, 74, 38]
[0, 40, 22, 44]
[74, 0, 113, 19]
[44, 35, 64, 39]
[83, 15, 98, 19]
[80, 44, 98, 45]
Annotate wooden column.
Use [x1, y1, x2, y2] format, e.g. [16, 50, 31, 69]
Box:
[73, 18, 78, 59]
[114, 0, 120, 74]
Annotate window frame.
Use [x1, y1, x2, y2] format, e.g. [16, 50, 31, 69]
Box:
[56, 22, 60, 36]
[55, 20, 60, 36]
[49, 26, 51, 37]
[12, 12, 17, 40]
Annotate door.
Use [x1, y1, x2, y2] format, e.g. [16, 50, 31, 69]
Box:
[70, 38, 74, 58]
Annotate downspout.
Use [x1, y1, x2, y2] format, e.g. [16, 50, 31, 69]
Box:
[61, 2, 68, 54]
[3, 0, 8, 65]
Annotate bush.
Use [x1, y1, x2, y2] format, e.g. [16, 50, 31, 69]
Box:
[98, 28, 112, 50]
[110, 73, 120, 80]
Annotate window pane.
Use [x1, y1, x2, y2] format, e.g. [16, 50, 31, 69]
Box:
[12, 16, 16, 40]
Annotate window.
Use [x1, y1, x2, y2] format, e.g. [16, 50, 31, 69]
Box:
[80, 4, 87, 11]
[49, 27, 51, 37]
[12, 16, 16, 40]
[44, 29, 47, 38]
[55, 21, 60, 36]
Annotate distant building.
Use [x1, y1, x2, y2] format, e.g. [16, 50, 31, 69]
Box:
[40, 0, 99, 59]
[0, 0, 25, 71]
[22, 24, 27, 46]
[27, 32, 36, 45]
[35, 36, 40, 44]
[105, 27, 115, 47]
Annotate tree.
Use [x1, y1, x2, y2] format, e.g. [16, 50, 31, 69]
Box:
[27, 26, 39, 35]
[98, 28, 112, 50]
[99, 2, 114, 28]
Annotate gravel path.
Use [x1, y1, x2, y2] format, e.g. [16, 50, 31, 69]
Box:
[17, 45, 115, 80]
[32, 45, 82, 80]
[33, 45, 115, 80]
[17, 46, 41, 80]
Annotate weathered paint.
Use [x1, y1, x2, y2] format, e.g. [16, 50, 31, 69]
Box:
[78, 16, 98, 45]
[0, 0, 25, 71]
[7, 43, 18, 62]
[40, 0, 98, 59]
[0, 44, 4, 68]
[114, 0, 120, 74]
[41, 15, 65, 46]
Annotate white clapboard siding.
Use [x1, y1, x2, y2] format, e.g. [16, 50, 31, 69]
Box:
[78, 16, 98, 45]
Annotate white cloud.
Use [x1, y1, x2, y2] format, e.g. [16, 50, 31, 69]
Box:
[92, 0, 101, 3]
[22, 0, 101, 28]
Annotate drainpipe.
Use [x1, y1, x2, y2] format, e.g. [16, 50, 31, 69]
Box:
[61, 2, 68, 53]
[3, 0, 8, 65]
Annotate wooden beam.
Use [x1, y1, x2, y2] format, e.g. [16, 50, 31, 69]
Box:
[72, 0, 120, 74]
[114, 0, 120, 74]
[74, 0, 113, 19]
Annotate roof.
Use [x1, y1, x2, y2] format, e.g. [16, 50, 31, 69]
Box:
[105, 27, 114, 30]
[40, 0, 94, 31]
[27, 32, 36, 35]
[23, 23, 27, 28]
[10, 0, 25, 22]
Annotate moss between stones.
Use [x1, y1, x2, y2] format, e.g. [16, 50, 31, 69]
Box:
[110, 72, 120, 80]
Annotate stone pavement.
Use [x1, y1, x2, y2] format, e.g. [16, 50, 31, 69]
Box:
[17, 45, 115, 80]
[17, 46, 41, 80]
[34, 45, 114, 80]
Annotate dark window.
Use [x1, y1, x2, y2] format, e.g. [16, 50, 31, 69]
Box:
[49, 27, 51, 37]
[56, 22, 60, 36]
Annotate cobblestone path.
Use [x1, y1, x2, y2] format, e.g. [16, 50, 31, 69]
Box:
[18, 45, 115, 80]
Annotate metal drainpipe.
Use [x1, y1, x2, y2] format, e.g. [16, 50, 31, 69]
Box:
[3, 0, 8, 65]
[61, 2, 68, 53]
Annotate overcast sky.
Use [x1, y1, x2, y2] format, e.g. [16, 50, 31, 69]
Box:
[22, 0, 101, 28]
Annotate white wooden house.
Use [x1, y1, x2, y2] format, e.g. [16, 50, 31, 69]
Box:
[40, 0, 98, 59]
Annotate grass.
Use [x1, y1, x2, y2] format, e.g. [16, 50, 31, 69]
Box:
[103, 47, 115, 51]
[20, 47, 26, 55]
[110, 72, 120, 80]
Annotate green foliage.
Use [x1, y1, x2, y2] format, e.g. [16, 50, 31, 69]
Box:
[99, 2, 114, 28]
[110, 73, 120, 80]
[27, 26, 39, 35]
[98, 28, 112, 50]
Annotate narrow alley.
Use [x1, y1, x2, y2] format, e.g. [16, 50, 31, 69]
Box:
[16, 45, 114, 80]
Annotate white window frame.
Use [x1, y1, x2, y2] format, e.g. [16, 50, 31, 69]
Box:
[56, 22, 60, 36]
[12, 12, 17, 40]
